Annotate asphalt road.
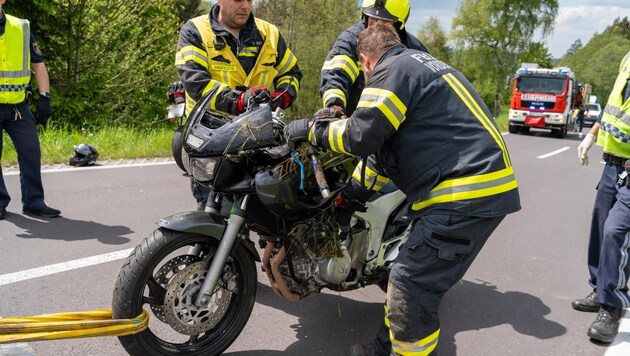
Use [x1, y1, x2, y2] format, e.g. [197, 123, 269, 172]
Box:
[1, 128, 629, 356]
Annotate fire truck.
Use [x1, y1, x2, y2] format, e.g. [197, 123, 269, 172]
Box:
[507, 64, 585, 138]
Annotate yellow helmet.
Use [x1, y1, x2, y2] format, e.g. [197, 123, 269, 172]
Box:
[361, 0, 410, 30]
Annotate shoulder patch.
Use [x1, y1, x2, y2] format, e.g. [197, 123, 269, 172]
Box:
[32, 41, 43, 56]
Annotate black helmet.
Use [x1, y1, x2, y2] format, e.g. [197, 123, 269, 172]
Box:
[69, 143, 99, 167]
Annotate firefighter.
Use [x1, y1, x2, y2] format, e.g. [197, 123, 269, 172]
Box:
[0, 0, 60, 219]
[285, 24, 521, 356]
[175, 0, 302, 210]
[572, 44, 630, 343]
[319, 0, 428, 117]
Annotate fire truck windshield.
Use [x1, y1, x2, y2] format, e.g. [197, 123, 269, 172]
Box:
[516, 76, 566, 94]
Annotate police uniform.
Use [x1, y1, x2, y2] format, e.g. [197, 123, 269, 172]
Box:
[0, 10, 48, 211]
[319, 22, 427, 116]
[310, 44, 521, 355]
[175, 4, 302, 207]
[587, 51, 630, 310]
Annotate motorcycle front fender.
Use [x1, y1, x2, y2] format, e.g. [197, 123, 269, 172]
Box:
[156, 211, 260, 262]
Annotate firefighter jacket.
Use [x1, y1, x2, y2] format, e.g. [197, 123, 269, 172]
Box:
[311, 44, 521, 217]
[175, 5, 302, 115]
[319, 22, 427, 116]
[598, 51, 630, 159]
[0, 13, 31, 104]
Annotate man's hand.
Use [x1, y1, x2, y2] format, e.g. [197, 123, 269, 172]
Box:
[577, 133, 596, 165]
[35, 96, 51, 124]
[271, 91, 291, 111]
[284, 118, 313, 150]
[236, 85, 270, 114]
[314, 105, 344, 120]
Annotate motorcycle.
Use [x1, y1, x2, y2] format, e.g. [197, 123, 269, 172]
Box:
[112, 90, 412, 355]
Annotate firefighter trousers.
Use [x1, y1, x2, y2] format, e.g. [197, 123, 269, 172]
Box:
[587, 161, 630, 309]
[372, 213, 505, 356]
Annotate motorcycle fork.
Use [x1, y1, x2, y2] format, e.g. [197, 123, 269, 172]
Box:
[195, 194, 249, 307]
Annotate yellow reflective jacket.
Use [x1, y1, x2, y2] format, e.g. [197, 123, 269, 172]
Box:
[0, 14, 31, 104]
[598, 51, 630, 158]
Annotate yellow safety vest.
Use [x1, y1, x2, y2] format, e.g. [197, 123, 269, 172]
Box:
[0, 14, 31, 104]
[598, 51, 630, 158]
[186, 16, 280, 114]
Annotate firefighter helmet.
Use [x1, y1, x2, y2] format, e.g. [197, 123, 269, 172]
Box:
[361, 0, 410, 30]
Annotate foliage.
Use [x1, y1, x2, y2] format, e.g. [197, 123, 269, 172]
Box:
[417, 16, 450, 63]
[175, 0, 209, 22]
[564, 39, 583, 58]
[6, 0, 181, 128]
[450, 0, 558, 108]
[559, 17, 630, 106]
[254, 0, 359, 119]
[518, 42, 553, 69]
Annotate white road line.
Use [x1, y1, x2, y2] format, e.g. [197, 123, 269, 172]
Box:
[604, 309, 630, 355]
[3, 161, 174, 177]
[537, 146, 570, 159]
[0, 248, 133, 287]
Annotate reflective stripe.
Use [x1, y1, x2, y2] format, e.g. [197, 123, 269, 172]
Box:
[605, 104, 630, 126]
[357, 88, 406, 130]
[352, 160, 389, 191]
[203, 80, 229, 112]
[0, 69, 31, 78]
[322, 88, 346, 108]
[601, 121, 630, 144]
[391, 329, 440, 356]
[614, 232, 630, 308]
[0, 84, 29, 92]
[276, 50, 297, 76]
[442, 73, 511, 167]
[0, 17, 30, 103]
[239, 46, 258, 57]
[412, 167, 518, 211]
[322, 55, 360, 82]
[276, 75, 299, 91]
[327, 119, 350, 154]
[175, 46, 209, 68]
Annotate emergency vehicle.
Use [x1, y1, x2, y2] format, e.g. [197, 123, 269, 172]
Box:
[507, 64, 584, 138]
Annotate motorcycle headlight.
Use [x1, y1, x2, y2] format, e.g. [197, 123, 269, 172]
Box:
[191, 157, 221, 182]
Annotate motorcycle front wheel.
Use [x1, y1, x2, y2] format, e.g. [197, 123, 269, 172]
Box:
[112, 228, 257, 356]
[172, 125, 186, 172]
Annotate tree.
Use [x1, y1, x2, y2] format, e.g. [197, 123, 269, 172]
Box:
[519, 42, 553, 69]
[450, 0, 558, 109]
[175, 0, 208, 22]
[417, 16, 450, 63]
[564, 39, 583, 58]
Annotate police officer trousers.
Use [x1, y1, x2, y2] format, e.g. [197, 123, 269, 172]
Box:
[0, 103, 45, 210]
[372, 213, 504, 356]
[587, 161, 630, 309]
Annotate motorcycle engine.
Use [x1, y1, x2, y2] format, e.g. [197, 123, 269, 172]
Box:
[282, 217, 352, 290]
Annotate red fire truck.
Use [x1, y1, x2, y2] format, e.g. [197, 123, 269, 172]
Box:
[507, 64, 585, 138]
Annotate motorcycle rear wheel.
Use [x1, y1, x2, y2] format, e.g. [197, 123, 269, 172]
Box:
[112, 228, 257, 356]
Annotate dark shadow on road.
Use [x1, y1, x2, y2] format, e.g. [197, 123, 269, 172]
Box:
[223, 279, 565, 356]
[4, 213, 132, 245]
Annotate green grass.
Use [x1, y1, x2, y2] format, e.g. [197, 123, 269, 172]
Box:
[2, 122, 179, 166]
[2, 107, 510, 167]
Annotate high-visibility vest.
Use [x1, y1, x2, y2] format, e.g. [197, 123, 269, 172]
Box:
[598, 51, 630, 158]
[185, 16, 280, 114]
[0, 14, 31, 104]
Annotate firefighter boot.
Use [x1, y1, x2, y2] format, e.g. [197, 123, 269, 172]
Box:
[572, 291, 601, 312]
[348, 343, 382, 356]
[587, 305, 622, 343]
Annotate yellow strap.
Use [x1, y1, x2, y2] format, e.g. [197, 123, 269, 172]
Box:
[0, 309, 148, 343]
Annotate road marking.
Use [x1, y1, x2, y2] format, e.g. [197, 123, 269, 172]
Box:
[3, 161, 175, 177]
[0, 248, 133, 286]
[605, 308, 630, 355]
[537, 146, 570, 159]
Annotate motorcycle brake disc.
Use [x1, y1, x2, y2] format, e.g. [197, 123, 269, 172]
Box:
[150, 255, 201, 324]
[163, 262, 233, 335]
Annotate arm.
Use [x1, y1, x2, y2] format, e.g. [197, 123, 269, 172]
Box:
[31, 62, 50, 93]
[271, 33, 302, 108]
[577, 122, 599, 165]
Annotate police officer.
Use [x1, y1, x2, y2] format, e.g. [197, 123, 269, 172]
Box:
[285, 24, 520, 356]
[0, 0, 60, 219]
[175, 0, 302, 210]
[319, 0, 428, 117]
[572, 43, 630, 343]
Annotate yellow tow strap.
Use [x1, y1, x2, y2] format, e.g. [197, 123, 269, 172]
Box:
[0, 309, 148, 344]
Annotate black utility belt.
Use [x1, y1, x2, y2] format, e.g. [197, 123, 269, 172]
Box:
[603, 152, 628, 167]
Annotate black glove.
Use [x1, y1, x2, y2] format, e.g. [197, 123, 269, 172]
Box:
[35, 96, 51, 124]
[167, 81, 185, 104]
[314, 105, 345, 120]
[284, 118, 313, 150]
[236, 85, 270, 114]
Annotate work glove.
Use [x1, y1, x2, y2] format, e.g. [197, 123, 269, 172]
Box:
[577, 133, 596, 165]
[236, 85, 270, 114]
[167, 81, 185, 104]
[283, 118, 313, 150]
[314, 105, 344, 120]
[35, 95, 51, 124]
[271, 91, 292, 111]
